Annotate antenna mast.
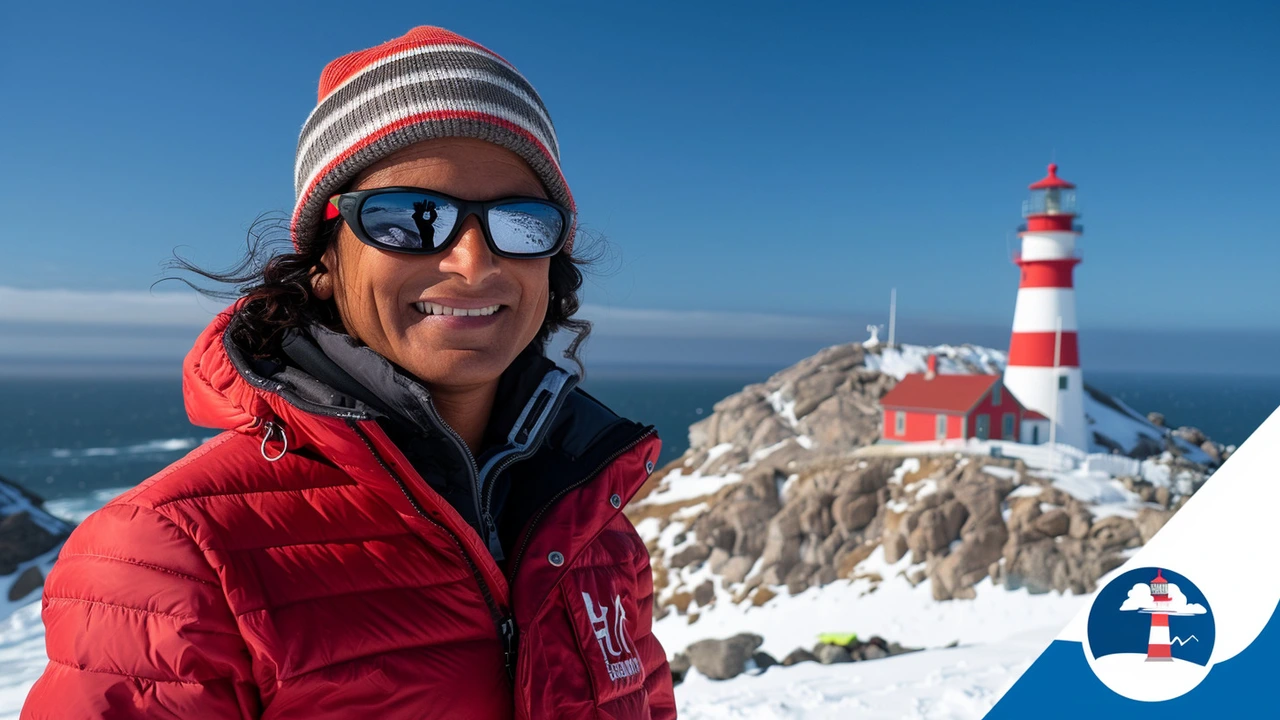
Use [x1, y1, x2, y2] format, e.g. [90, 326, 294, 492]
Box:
[888, 288, 897, 347]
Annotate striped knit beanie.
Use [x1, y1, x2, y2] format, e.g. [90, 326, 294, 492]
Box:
[292, 26, 575, 254]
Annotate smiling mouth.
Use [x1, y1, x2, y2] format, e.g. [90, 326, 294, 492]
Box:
[413, 301, 504, 317]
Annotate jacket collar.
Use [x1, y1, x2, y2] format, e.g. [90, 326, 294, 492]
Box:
[279, 322, 578, 476]
[183, 302, 579, 474]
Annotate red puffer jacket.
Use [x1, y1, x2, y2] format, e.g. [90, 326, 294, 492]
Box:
[22, 307, 675, 719]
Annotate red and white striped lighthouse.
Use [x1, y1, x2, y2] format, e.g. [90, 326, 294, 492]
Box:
[1146, 569, 1174, 662]
[1004, 163, 1088, 450]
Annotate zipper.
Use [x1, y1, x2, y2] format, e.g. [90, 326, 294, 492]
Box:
[500, 616, 518, 681]
[347, 420, 519, 681]
[479, 383, 575, 561]
[506, 424, 656, 584]
[415, 391, 494, 558]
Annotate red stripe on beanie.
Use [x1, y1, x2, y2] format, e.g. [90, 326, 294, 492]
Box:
[316, 26, 515, 104]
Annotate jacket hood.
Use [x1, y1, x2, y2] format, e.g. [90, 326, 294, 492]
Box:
[183, 302, 277, 434]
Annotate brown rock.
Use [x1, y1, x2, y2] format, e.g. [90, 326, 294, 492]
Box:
[1007, 497, 1043, 535]
[720, 555, 756, 585]
[693, 579, 716, 608]
[8, 565, 44, 602]
[1090, 516, 1140, 552]
[792, 370, 845, 419]
[1154, 486, 1172, 509]
[1068, 512, 1092, 540]
[814, 644, 853, 664]
[0, 511, 64, 576]
[1135, 507, 1175, 544]
[781, 648, 818, 666]
[785, 562, 817, 595]
[670, 542, 712, 570]
[834, 542, 876, 578]
[908, 505, 960, 562]
[685, 633, 765, 680]
[832, 493, 879, 534]
[708, 547, 731, 575]
[1003, 539, 1061, 594]
[1033, 508, 1071, 538]
[883, 533, 909, 564]
[750, 415, 794, 453]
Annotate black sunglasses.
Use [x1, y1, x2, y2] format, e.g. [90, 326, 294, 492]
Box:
[325, 186, 574, 259]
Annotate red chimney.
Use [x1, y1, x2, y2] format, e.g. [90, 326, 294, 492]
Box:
[926, 354, 937, 380]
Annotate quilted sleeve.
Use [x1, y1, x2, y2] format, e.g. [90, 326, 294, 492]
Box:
[21, 502, 260, 719]
[629, 519, 676, 719]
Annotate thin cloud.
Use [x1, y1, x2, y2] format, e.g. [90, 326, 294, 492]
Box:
[0, 286, 855, 340]
[0, 286, 223, 327]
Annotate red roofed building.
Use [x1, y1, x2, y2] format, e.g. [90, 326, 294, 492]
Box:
[881, 356, 1041, 444]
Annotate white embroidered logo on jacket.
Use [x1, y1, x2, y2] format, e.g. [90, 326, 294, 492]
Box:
[581, 591, 642, 682]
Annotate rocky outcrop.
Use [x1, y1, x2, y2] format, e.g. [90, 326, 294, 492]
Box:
[630, 341, 1218, 627]
[1, 475, 74, 610]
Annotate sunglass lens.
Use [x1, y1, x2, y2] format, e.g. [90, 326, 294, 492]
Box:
[488, 202, 565, 255]
[359, 193, 458, 250]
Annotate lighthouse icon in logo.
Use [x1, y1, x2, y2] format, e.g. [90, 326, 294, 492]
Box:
[1143, 570, 1178, 662]
[1084, 567, 1215, 701]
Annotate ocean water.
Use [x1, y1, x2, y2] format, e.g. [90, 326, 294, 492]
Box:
[0, 367, 773, 501]
[1, 368, 1277, 503]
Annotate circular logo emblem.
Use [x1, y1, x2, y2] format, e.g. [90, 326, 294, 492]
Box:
[1083, 567, 1215, 701]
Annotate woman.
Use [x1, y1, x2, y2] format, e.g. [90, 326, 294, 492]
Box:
[22, 26, 675, 720]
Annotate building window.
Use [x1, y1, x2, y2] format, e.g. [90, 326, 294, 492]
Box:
[975, 414, 990, 440]
[895, 411, 905, 436]
[992, 384, 1002, 406]
[936, 414, 948, 440]
[1058, 375, 1068, 390]
[1002, 413, 1015, 438]
[1031, 425, 1040, 444]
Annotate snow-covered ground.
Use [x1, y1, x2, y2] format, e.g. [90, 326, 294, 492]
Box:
[0, 603, 46, 719]
[652, 546, 1100, 659]
[0, 573, 1099, 720]
[658, 547, 1120, 718]
[676, 625, 1055, 720]
[0, 485, 1107, 719]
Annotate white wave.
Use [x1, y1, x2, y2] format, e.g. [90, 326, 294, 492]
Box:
[42, 487, 131, 525]
[46, 436, 214, 460]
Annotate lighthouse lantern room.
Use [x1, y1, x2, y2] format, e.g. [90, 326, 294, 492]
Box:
[1003, 163, 1089, 451]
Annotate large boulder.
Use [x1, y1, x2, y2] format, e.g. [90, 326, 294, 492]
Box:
[781, 647, 818, 666]
[685, 633, 765, 680]
[814, 643, 853, 664]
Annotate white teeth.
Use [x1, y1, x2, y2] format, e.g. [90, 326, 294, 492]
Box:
[414, 302, 501, 317]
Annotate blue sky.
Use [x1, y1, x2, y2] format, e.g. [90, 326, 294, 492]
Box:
[1, 1, 1277, 371]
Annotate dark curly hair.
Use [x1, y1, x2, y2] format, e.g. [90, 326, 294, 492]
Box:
[164, 211, 597, 376]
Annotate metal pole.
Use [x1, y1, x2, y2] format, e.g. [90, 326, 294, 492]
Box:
[888, 288, 897, 347]
[1049, 315, 1062, 466]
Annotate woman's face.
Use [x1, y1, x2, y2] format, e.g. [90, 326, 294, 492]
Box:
[314, 137, 552, 391]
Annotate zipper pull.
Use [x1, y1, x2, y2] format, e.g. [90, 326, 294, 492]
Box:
[486, 518, 505, 563]
[500, 616, 518, 680]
